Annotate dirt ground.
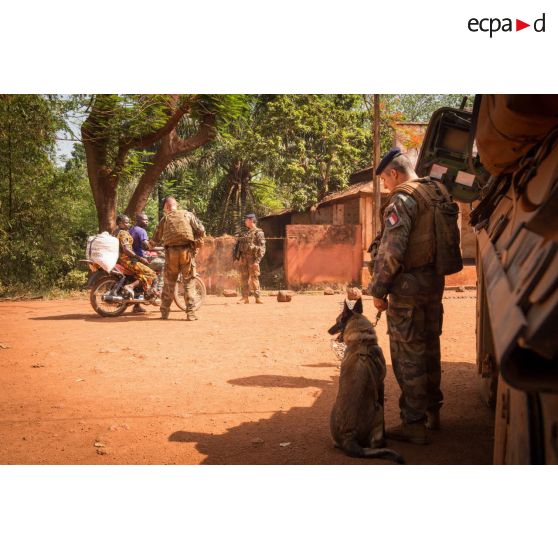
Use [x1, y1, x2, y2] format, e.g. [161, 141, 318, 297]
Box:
[0, 292, 493, 465]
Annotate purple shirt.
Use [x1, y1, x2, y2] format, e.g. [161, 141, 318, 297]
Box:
[129, 225, 148, 257]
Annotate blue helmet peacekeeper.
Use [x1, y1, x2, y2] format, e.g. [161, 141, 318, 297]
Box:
[369, 148, 462, 445]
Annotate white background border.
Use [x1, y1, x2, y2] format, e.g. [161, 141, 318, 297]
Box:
[1, 1, 557, 556]
[1, 466, 557, 557]
[0, 0, 556, 92]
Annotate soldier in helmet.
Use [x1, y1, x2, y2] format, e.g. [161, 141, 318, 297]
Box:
[370, 148, 461, 445]
[234, 213, 266, 304]
[151, 196, 205, 321]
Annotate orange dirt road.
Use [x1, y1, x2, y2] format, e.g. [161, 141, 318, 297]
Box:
[0, 292, 493, 464]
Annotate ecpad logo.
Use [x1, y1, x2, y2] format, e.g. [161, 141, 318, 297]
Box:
[468, 13, 546, 37]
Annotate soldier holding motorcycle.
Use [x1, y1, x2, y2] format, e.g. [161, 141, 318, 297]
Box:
[150, 196, 206, 321]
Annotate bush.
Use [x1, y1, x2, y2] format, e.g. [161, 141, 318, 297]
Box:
[56, 269, 88, 291]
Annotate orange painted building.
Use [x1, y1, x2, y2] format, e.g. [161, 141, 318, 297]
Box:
[259, 123, 477, 289]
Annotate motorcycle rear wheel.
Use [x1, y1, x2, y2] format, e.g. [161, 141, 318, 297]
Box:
[90, 276, 128, 317]
[174, 275, 206, 312]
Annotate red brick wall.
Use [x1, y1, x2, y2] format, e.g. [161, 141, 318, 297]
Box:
[284, 225, 362, 288]
[196, 236, 238, 294]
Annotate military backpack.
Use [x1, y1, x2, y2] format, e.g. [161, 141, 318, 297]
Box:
[161, 210, 195, 247]
[393, 178, 464, 276]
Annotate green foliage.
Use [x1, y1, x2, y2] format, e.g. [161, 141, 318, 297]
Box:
[73, 93, 251, 232]
[78, 94, 249, 182]
[383, 94, 473, 122]
[187, 95, 376, 234]
[259, 94, 370, 209]
[0, 96, 97, 294]
[57, 269, 88, 290]
[1, 93, 472, 294]
[145, 94, 473, 236]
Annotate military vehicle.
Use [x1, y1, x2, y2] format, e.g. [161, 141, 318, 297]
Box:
[416, 94, 558, 464]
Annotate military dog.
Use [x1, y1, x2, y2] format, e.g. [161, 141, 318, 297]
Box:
[328, 296, 404, 464]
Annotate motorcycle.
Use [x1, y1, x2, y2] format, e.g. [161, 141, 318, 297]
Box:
[82, 249, 206, 318]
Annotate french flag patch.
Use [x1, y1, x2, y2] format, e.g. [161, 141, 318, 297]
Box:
[387, 211, 399, 227]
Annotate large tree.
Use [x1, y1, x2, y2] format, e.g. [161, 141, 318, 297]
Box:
[79, 94, 245, 232]
[203, 95, 279, 235]
[200, 95, 372, 234]
[78, 93, 472, 237]
[259, 94, 370, 210]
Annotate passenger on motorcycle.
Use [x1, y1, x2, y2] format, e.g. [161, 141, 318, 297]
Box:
[115, 214, 157, 299]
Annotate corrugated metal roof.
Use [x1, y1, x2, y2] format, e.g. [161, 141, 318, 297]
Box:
[317, 181, 389, 206]
[259, 207, 298, 220]
[260, 178, 389, 221]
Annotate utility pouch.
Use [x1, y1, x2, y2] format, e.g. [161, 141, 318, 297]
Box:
[391, 273, 420, 296]
[434, 200, 463, 276]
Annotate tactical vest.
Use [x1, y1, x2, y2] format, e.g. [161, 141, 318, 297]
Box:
[161, 210, 195, 247]
[391, 178, 463, 275]
[238, 227, 261, 258]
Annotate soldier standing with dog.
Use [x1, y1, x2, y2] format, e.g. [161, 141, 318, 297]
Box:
[370, 148, 463, 445]
[151, 196, 206, 321]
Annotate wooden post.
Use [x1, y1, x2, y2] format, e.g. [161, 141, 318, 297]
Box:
[372, 94, 381, 238]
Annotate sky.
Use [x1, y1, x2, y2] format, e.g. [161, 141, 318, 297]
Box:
[55, 113, 83, 166]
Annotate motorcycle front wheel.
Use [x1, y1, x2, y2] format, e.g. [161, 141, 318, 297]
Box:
[90, 276, 128, 317]
[174, 275, 206, 312]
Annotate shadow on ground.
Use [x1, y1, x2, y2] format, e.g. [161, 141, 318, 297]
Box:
[301, 363, 338, 369]
[169, 362, 494, 465]
[29, 311, 183, 322]
[228, 374, 331, 389]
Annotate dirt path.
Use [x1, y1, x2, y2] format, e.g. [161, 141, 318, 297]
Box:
[0, 292, 493, 464]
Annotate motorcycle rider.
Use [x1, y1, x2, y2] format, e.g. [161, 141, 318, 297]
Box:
[115, 214, 157, 300]
[129, 212, 152, 313]
[129, 213, 151, 258]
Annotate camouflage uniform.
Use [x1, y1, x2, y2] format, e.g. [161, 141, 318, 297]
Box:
[236, 226, 266, 299]
[370, 181, 446, 425]
[152, 210, 205, 316]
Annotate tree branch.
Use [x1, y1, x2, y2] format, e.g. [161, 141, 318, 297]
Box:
[168, 112, 217, 160]
[124, 112, 217, 217]
[120, 95, 192, 151]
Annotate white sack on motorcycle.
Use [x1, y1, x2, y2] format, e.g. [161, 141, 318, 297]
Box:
[86, 232, 119, 273]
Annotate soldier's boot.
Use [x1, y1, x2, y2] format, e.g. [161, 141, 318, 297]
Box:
[426, 409, 440, 431]
[184, 280, 198, 320]
[160, 308, 170, 320]
[255, 296, 264, 304]
[386, 422, 430, 445]
[238, 297, 249, 304]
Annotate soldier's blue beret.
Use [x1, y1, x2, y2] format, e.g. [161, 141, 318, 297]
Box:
[245, 213, 257, 220]
[375, 147, 402, 175]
